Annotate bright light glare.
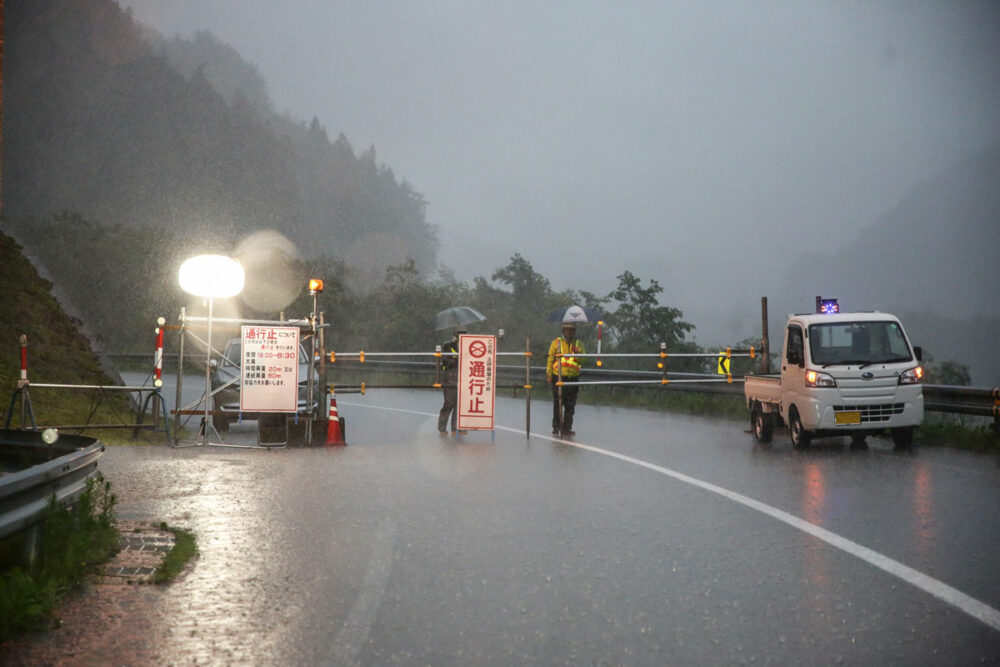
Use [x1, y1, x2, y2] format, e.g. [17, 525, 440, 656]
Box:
[178, 254, 245, 298]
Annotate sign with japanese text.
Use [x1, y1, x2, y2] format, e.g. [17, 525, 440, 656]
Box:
[239, 326, 299, 412]
[457, 334, 496, 430]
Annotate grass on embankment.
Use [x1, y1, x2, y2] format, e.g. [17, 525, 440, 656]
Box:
[0, 475, 119, 641]
[1, 232, 197, 640]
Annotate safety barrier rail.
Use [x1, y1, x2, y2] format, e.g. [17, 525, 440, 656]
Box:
[0, 430, 105, 541]
[328, 358, 997, 423]
[329, 358, 745, 395]
[924, 385, 1000, 422]
[5, 335, 170, 439]
[111, 349, 998, 422]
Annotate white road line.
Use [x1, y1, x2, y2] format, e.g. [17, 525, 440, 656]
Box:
[341, 400, 1000, 633]
[328, 519, 397, 666]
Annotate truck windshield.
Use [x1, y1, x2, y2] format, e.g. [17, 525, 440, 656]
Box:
[808, 321, 912, 366]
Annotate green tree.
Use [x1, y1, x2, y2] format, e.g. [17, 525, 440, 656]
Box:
[359, 259, 451, 352]
[605, 271, 694, 353]
[482, 254, 559, 355]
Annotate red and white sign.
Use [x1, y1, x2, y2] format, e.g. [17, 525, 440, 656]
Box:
[457, 334, 496, 430]
[240, 326, 299, 412]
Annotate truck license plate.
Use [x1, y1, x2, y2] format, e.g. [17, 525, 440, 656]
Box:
[835, 411, 861, 425]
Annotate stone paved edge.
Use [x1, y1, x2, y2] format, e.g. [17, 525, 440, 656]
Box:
[99, 520, 176, 584]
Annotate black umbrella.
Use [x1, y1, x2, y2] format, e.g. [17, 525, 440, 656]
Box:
[434, 306, 487, 331]
[546, 304, 604, 324]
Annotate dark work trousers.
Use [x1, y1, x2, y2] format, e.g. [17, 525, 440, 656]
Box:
[551, 376, 579, 433]
[438, 369, 458, 432]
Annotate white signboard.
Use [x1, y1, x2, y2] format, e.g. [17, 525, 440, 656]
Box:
[239, 326, 299, 412]
[457, 334, 496, 430]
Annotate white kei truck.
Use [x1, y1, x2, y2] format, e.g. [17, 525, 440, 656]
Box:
[744, 308, 924, 449]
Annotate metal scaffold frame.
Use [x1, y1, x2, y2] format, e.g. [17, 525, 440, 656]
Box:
[4, 335, 171, 441]
[170, 304, 324, 449]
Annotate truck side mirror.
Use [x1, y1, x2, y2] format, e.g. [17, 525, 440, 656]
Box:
[913, 346, 922, 362]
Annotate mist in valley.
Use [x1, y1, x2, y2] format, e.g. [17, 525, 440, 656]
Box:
[6, 0, 999, 383]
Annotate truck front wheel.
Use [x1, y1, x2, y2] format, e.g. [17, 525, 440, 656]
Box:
[891, 427, 914, 449]
[789, 408, 812, 449]
[752, 404, 773, 444]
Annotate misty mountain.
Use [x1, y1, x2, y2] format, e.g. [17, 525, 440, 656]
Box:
[776, 146, 1000, 386]
[2, 0, 437, 283]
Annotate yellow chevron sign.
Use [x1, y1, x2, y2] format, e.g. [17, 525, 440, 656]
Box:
[717, 354, 730, 375]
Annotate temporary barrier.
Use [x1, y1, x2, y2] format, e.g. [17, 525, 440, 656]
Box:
[4, 334, 170, 441]
[325, 339, 758, 438]
[168, 275, 328, 448]
[171, 310, 320, 448]
[329, 337, 537, 437]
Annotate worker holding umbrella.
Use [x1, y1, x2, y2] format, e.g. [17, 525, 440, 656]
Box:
[546, 305, 600, 437]
[434, 307, 486, 434]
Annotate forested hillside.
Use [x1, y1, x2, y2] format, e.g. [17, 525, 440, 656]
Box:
[0, 231, 114, 391]
[2, 0, 436, 282]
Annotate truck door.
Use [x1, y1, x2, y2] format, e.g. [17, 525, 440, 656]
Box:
[783, 324, 806, 418]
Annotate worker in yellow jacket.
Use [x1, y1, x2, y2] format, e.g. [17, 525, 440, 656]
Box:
[547, 322, 585, 436]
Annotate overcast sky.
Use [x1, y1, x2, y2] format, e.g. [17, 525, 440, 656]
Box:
[119, 0, 1000, 342]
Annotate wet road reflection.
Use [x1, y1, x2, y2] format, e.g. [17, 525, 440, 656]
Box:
[97, 386, 1000, 664]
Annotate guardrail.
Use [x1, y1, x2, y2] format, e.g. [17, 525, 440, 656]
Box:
[924, 385, 1000, 420]
[109, 353, 1000, 431]
[0, 430, 105, 541]
[330, 359, 998, 424]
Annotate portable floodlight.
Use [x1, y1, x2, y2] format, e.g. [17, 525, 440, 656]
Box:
[178, 254, 245, 445]
[178, 254, 245, 298]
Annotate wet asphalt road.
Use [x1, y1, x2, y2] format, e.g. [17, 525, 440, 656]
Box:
[104, 377, 1000, 664]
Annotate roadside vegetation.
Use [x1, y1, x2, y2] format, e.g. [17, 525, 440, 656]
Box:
[919, 415, 999, 451]
[0, 231, 132, 433]
[0, 475, 118, 641]
[152, 524, 198, 584]
[0, 234, 196, 641]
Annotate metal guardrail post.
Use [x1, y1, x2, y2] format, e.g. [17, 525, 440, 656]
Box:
[525, 337, 531, 438]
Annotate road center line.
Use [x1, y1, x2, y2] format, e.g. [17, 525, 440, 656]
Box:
[328, 518, 396, 665]
[341, 400, 1000, 633]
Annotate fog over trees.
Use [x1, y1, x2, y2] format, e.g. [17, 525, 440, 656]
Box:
[3, 0, 437, 286]
[2, 0, 997, 384]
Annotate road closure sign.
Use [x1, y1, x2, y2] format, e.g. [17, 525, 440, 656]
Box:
[240, 326, 299, 412]
[457, 334, 496, 430]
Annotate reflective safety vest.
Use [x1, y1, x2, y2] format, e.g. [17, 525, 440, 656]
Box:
[548, 337, 585, 378]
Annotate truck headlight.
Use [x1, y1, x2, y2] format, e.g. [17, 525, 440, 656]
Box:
[805, 370, 836, 387]
[899, 366, 923, 385]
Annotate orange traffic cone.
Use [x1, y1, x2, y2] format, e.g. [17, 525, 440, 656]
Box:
[325, 393, 346, 446]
